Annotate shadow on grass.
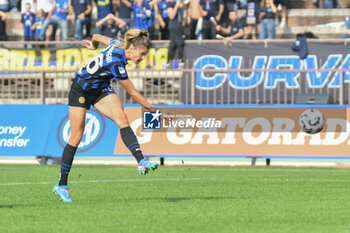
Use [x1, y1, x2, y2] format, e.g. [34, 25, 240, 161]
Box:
[104, 196, 245, 203]
[163, 197, 239, 202]
[0, 204, 38, 208]
[1, 196, 246, 207]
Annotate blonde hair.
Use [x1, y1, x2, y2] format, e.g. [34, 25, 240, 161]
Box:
[115, 29, 151, 50]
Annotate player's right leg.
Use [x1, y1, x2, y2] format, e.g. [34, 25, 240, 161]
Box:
[53, 106, 86, 202]
[137, 158, 159, 175]
[94, 94, 159, 175]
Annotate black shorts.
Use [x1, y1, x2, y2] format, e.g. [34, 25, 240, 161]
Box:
[68, 79, 116, 110]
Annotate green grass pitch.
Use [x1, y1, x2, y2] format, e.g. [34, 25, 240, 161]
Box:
[0, 164, 349, 233]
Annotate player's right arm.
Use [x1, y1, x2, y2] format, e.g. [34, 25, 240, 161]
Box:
[82, 34, 112, 50]
[119, 79, 156, 111]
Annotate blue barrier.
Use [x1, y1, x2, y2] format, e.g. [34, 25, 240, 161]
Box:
[0, 104, 118, 157]
[1, 104, 349, 158]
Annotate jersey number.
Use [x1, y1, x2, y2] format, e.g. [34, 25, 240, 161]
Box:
[86, 53, 104, 74]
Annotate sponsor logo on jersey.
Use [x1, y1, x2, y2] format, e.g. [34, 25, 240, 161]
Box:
[118, 66, 126, 74]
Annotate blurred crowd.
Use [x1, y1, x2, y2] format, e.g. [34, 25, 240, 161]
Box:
[0, 0, 289, 42]
[0, 0, 348, 43]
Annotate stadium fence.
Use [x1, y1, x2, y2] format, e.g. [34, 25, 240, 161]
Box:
[0, 39, 348, 105]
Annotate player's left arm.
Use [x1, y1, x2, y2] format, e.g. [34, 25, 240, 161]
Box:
[82, 34, 112, 50]
[119, 79, 156, 111]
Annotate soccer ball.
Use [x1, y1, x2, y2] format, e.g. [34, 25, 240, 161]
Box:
[299, 109, 325, 134]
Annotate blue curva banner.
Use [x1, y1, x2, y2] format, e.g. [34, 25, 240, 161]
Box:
[182, 41, 350, 104]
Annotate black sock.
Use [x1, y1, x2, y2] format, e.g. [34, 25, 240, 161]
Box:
[120, 126, 144, 163]
[58, 144, 77, 186]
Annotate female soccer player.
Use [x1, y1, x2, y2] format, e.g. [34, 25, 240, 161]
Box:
[53, 29, 159, 202]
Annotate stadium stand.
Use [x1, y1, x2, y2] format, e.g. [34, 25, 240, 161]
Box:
[3, 0, 350, 40]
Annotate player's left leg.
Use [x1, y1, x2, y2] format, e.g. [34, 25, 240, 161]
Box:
[94, 94, 158, 175]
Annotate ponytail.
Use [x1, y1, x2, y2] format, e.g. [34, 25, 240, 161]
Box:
[115, 29, 151, 50]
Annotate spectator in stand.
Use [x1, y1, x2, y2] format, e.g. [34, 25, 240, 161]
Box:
[213, 0, 224, 23]
[95, 0, 113, 35]
[245, 0, 261, 39]
[273, 0, 286, 27]
[216, 9, 244, 42]
[70, 0, 92, 40]
[145, 0, 156, 39]
[35, 0, 58, 41]
[0, 0, 9, 12]
[221, 0, 235, 24]
[187, 0, 203, 39]
[21, 3, 36, 41]
[166, 0, 184, 65]
[21, 0, 36, 13]
[32, 8, 46, 39]
[341, 16, 350, 38]
[322, 0, 339, 8]
[0, 10, 8, 41]
[131, 0, 148, 30]
[313, 0, 339, 8]
[199, 0, 224, 39]
[39, 0, 69, 41]
[259, 0, 276, 39]
[119, 0, 133, 36]
[155, 0, 169, 40]
[96, 13, 126, 37]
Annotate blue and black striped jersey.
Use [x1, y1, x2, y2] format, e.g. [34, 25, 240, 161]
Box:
[75, 38, 128, 91]
[131, 4, 148, 30]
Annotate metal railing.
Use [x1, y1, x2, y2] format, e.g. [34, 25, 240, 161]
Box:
[0, 68, 347, 105]
[0, 39, 348, 105]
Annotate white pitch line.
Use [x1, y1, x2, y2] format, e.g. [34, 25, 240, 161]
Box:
[0, 176, 349, 186]
[164, 167, 350, 173]
[0, 160, 341, 167]
[0, 177, 227, 186]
